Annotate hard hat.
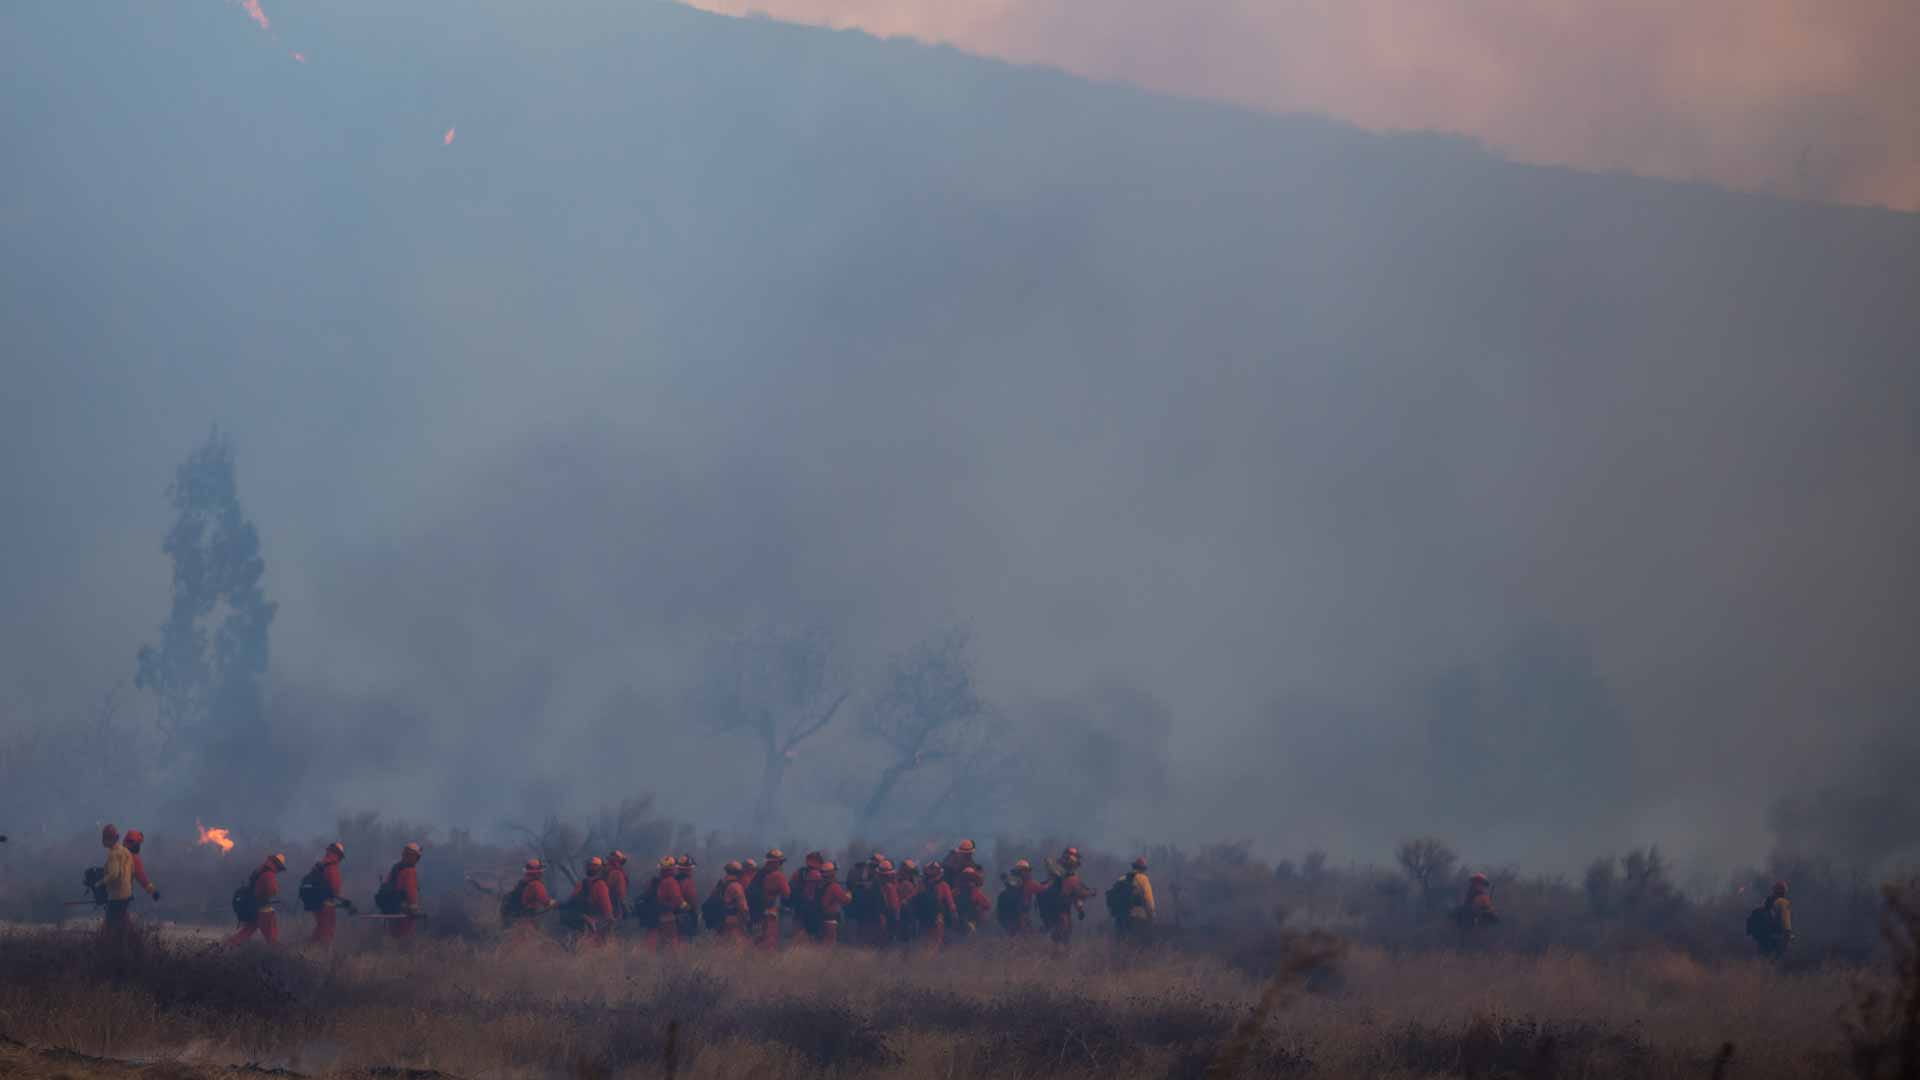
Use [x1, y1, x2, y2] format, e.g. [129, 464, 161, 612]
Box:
[1470, 872, 1489, 885]
[102, 824, 120, 845]
[765, 848, 785, 862]
[957, 839, 976, 853]
[961, 866, 984, 881]
[609, 850, 628, 866]
[743, 859, 758, 872]
[723, 860, 743, 876]
[924, 861, 944, 878]
[822, 861, 838, 875]
[1013, 859, 1032, 872]
[659, 856, 677, 871]
[326, 841, 346, 858]
[805, 851, 825, 867]
[876, 859, 895, 875]
[1131, 857, 1148, 871]
[268, 853, 288, 870]
[525, 859, 544, 874]
[124, 829, 145, 848]
[402, 842, 422, 858]
[1062, 846, 1080, 860]
[585, 856, 605, 875]
[901, 858, 918, 872]
[1772, 880, 1789, 896]
[676, 855, 694, 868]
[869, 851, 886, 863]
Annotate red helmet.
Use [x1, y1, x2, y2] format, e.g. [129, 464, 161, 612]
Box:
[124, 829, 145, 852]
[326, 841, 346, 859]
[1470, 872, 1489, 885]
[608, 850, 628, 866]
[765, 848, 785, 863]
[723, 860, 744, 877]
[1772, 880, 1788, 897]
[525, 859, 545, 876]
[1131, 857, 1148, 871]
[957, 838, 976, 853]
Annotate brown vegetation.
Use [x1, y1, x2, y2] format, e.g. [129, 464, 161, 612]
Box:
[0, 921, 1864, 1079]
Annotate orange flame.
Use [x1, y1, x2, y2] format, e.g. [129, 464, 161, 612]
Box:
[195, 820, 235, 854]
[443, 127, 456, 146]
[238, 0, 270, 32]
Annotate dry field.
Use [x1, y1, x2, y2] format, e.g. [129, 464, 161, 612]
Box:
[0, 921, 1876, 1080]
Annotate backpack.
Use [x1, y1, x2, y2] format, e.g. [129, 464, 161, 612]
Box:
[83, 866, 108, 906]
[912, 885, 942, 926]
[1105, 873, 1136, 922]
[232, 869, 262, 924]
[632, 881, 661, 926]
[701, 890, 725, 931]
[500, 880, 530, 922]
[374, 863, 404, 915]
[1745, 902, 1773, 940]
[996, 884, 1023, 923]
[1035, 877, 1066, 922]
[298, 862, 331, 912]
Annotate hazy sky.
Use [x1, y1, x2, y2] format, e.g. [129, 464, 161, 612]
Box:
[1, 1, 1916, 873]
[690, 0, 1920, 210]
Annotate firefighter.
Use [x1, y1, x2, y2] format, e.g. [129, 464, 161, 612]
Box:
[721, 860, 751, 948]
[503, 859, 555, 938]
[571, 856, 615, 947]
[818, 861, 851, 947]
[952, 866, 991, 942]
[382, 843, 424, 941]
[229, 852, 287, 945]
[1453, 872, 1499, 935]
[1114, 857, 1156, 945]
[916, 861, 959, 950]
[1040, 847, 1092, 948]
[894, 860, 922, 945]
[606, 850, 632, 926]
[754, 849, 791, 949]
[791, 851, 826, 942]
[674, 856, 699, 941]
[941, 839, 980, 886]
[1754, 880, 1794, 960]
[98, 824, 134, 934]
[997, 859, 1043, 936]
[847, 853, 882, 945]
[647, 856, 684, 952]
[124, 830, 161, 906]
[304, 842, 348, 946]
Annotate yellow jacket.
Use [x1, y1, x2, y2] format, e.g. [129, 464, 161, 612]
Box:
[101, 844, 134, 902]
[1130, 872, 1156, 920]
[1770, 896, 1793, 935]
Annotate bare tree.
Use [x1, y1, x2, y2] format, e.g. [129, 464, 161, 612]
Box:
[1395, 835, 1458, 911]
[691, 625, 850, 830]
[855, 627, 984, 836]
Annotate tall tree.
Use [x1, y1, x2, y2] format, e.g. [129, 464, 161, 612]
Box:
[692, 625, 850, 830]
[854, 627, 985, 836]
[135, 429, 277, 803]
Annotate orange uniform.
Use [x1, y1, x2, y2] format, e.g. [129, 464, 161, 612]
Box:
[754, 863, 791, 949]
[722, 876, 750, 946]
[574, 876, 614, 946]
[819, 878, 851, 946]
[648, 873, 684, 951]
[229, 858, 282, 945]
[386, 857, 421, 940]
[310, 853, 345, 945]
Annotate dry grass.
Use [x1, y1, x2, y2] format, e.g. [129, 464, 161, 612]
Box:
[0, 921, 1869, 1080]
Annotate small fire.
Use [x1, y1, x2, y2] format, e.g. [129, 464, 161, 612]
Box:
[196, 820, 235, 854]
[443, 127, 456, 146]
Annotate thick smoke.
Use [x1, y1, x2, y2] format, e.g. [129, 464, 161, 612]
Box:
[0, 1, 1916, 874]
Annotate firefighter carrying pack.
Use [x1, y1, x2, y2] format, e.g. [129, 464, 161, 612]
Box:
[83, 866, 108, 906]
[632, 883, 661, 927]
[1746, 901, 1774, 940]
[500, 880, 533, 922]
[701, 890, 725, 932]
[1035, 876, 1067, 922]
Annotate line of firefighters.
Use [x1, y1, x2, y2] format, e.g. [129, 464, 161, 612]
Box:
[84, 824, 1801, 959]
[91, 826, 1163, 951]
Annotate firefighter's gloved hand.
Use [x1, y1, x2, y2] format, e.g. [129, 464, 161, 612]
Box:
[150, 891, 162, 902]
[405, 904, 422, 916]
